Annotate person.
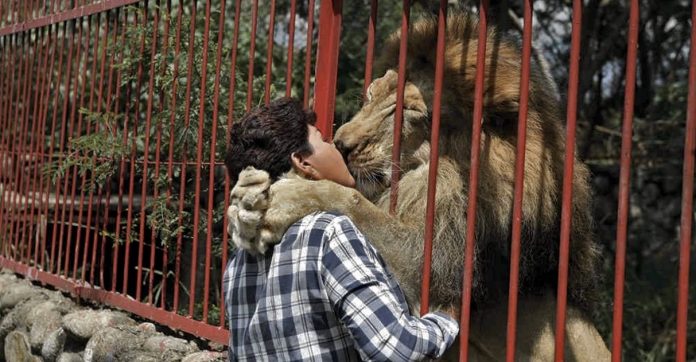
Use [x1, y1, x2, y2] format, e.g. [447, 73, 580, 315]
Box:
[223, 97, 459, 361]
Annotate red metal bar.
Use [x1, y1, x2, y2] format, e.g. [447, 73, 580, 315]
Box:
[123, 1, 148, 296]
[0, 36, 11, 256]
[167, 2, 184, 312]
[554, 0, 584, 359]
[39, 23, 59, 271]
[459, 1, 488, 360]
[6, 32, 24, 260]
[611, 1, 639, 360]
[387, 0, 409, 214]
[62, 16, 88, 278]
[48, 22, 69, 273]
[11, 29, 31, 263]
[285, 0, 296, 97]
[65, 16, 94, 280]
[246, 0, 258, 110]
[313, 0, 342, 138]
[675, 1, 696, 360]
[221, 0, 242, 327]
[0, 0, 142, 36]
[505, 1, 533, 360]
[54, 19, 80, 276]
[362, 0, 377, 98]
[135, 0, 160, 303]
[302, 0, 315, 108]
[178, 0, 197, 314]
[420, 0, 446, 316]
[191, 0, 212, 321]
[167, 4, 190, 312]
[263, 0, 276, 105]
[80, 12, 105, 285]
[111, 6, 128, 293]
[205, 0, 227, 323]
[2, 33, 17, 259]
[152, 0, 172, 309]
[89, 8, 113, 286]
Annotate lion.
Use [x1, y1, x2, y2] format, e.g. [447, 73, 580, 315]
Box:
[228, 13, 610, 361]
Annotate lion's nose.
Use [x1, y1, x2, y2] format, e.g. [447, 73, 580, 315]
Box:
[334, 140, 352, 159]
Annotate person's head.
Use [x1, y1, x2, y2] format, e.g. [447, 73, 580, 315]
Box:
[225, 97, 355, 187]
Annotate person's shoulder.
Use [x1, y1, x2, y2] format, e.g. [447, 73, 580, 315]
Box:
[295, 211, 351, 230]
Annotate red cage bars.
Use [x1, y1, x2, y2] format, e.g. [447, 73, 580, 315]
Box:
[0, 1, 695, 359]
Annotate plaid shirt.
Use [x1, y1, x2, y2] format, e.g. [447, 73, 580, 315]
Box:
[224, 211, 458, 361]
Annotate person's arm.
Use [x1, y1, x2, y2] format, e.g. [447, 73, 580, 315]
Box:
[320, 215, 459, 362]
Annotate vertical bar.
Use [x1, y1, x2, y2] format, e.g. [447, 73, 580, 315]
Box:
[0, 36, 10, 254]
[285, 0, 296, 97]
[611, 1, 639, 360]
[178, 0, 197, 314]
[150, 0, 172, 308]
[246, 0, 258, 110]
[136, 0, 160, 303]
[206, 0, 226, 321]
[7, 32, 25, 260]
[419, 0, 446, 315]
[123, 1, 148, 296]
[221, 0, 242, 327]
[675, 1, 696, 360]
[48, 22, 69, 273]
[302, 0, 315, 108]
[554, 0, 583, 359]
[62, 16, 88, 278]
[312, 0, 342, 138]
[167, 1, 184, 311]
[505, 1, 533, 360]
[362, 0, 377, 98]
[263, 0, 276, 104]
[459, 1, 489, 360]
[191, 0, 212, 321]
[388, 0, 409, 214]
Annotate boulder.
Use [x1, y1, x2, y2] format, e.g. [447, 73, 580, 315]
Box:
[0, 283, 42, 311]
[83, 326, 142, 362]
[30, 307, 62, 352]
[182, 351, 227, 362]
[62, 310, 135, 340]
[4, 330, 41, 362]
[143, 335, 198, 355]
[41, 327, 67, 362]
[57, 352, 84, 362]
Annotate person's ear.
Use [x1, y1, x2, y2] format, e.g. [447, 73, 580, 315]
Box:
[291, 152, 316, 179]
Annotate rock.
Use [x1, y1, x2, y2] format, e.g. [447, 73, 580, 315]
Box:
[62, 310, 135, 340]
[41, 327, 67, 362]
[136, 322, 157, 334]
[143, 335, 198, 355]
[207, 341, 225, 352]
[83, 326, 142, 362]
[4, 330, 41, 362]
[182, 351, 227, 362]
[118, 350, 161, 362]
[0, 283, 42, 311]
[13, 298, 48, 330]
[57, 352, 84, 362]
[30, 308, 62, 352]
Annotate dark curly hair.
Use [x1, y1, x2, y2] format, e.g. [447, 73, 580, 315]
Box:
[225, 97, 316, 184]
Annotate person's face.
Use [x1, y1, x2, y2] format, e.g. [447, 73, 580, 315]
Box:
[292, 125, 356, 188]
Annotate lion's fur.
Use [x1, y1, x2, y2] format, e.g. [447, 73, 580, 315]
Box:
[333, 12, 600, 309]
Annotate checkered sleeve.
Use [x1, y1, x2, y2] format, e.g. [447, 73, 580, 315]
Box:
[320, 215, 459, 361]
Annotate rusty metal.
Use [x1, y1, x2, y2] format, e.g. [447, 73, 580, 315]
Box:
[612, 1, 639, 360]
[554, 0, 584, 359]
[264, 0, 276, 105]
[285, 0, 297, 97]
[388, 0, 409, 214]
[676, 1, 696, 360]
[246, 0, 259, 110]
[420, 0, 446, 316]
[313, 0, 342, 138]
[302, 0, 315, 108]
[506, 1, 533, 360]
[459, 1, 489, 360]
[362, 0, 377, 98]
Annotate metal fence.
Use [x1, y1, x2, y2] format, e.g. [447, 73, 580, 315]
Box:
[0, 0, 694, 361]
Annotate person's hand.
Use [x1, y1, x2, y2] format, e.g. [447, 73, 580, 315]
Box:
[226, 167, 271, 254]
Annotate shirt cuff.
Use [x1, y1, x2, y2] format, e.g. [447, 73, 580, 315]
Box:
[424, 312, 460, 349]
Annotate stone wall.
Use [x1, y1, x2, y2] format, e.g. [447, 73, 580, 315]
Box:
[0, 270, 227, 362]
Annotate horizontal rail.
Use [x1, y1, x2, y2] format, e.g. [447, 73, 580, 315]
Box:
[0, 0, 142, 36]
